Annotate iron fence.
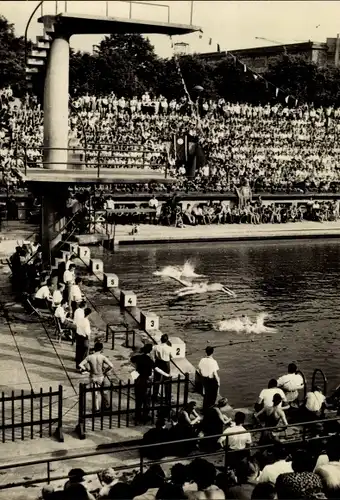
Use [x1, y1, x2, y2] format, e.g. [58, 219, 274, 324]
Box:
[76, 374, 190, 438]
[0, 386, 63, 443]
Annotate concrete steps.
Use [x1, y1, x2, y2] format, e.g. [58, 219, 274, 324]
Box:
[25, 22, 53, 88]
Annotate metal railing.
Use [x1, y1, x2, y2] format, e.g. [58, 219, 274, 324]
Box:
[0, 415, 339, 490]
[17, 145, 167, 178]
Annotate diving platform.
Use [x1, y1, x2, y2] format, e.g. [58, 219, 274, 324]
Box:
[24, 168, 175, 185]
[38, 12, 200, 36]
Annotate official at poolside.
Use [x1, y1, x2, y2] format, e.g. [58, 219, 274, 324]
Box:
[75, 308, 92, 370]
[152, 333, 172, 403]
[197, 346, 220, 412]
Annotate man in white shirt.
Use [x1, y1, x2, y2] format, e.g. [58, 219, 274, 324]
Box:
[65, 254, 76, 271]
[54, 300, 75, 335]
[34, 281, 52, 308]
[52, 283, 65, 308]
[75, 308, 92, 370]
[218, 412, 252, 450]
[63, 264, 76, 286]
[258, 445, 293, 484]
[74, 301, 86, 325]
[69, 277, 84, 312]
[256, 379, 287, 410]
[152, 334, 172, 401]
[277, 363, 305, 404]
[197, 346, 220, 412]
[104, 196, 115, 211]
[79, 342, 113, 410]
[148, 195, 159, 209]
[303, 385, 326, 419]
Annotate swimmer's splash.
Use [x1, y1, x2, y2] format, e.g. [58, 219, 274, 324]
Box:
[214, 313, 276, 334]
[154, 261, 236, 298]
[153, 260, 204, 280]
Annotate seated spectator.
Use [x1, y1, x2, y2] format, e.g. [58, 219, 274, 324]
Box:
[142, 418, 168, 460]
[177, 401, 202, 441]
[251, 482, 276, 499]
[34, 280, 52, 308]
[54, 300, 75, 334]
[131, 464, 165, 500]
[98, 468, 119, 498]
[108, 482, 134, 499]
[255, 378, 287, 412]
[277, 363, 305, 405]
[201, 398, 232, 451]
[226, 459, 260, 500]
[63, 483, 96, 500]
[187, 458, 217, 494]
[258, 445, 293, 484]
[315, 462, 340, 499]
[276, 449, 323, 499]
[218, 411, 251, 451]
[64, 468, 87, 490]
[301, 385, 327, 421]
[255, 394, 288, 445]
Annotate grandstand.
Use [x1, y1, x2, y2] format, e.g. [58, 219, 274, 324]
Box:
[2, 94, 340, 193]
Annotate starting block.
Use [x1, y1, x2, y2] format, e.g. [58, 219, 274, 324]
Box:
[104, 273, 119, 288]
[90, 259, 104, 274]
[120, 290, 137, 308]
[78, 246, 90, 261]
[140, 312, 159, 331]
[170, 337, 186, 359]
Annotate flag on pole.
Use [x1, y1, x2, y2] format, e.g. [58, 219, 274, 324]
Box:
[285, 95, 289, 104]
[275, 88, 279, 97]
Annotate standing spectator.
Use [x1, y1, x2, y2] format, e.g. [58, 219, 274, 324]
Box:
[152, 333, 172, 403]
[197, 346, 220, 412]
[75, 307, 92, 370]
[79, 342, 113, 411]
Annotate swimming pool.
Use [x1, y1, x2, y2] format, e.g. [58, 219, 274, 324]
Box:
[91, 239, 340, 407]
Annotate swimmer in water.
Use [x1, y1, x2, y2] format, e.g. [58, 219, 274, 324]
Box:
[241, 315, 252, 334]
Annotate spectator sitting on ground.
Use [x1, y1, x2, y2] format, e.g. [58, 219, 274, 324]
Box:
[255, 378, 287, 412]
[277, 363, 305, 405]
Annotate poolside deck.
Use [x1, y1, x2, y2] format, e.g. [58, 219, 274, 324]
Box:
[113, 220, 340, 245]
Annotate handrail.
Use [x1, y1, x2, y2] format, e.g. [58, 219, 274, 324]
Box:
[312, 368, 328, 396]
[24, 1, 44, 66]
[297, 369, 307, 401]
[0, 415, 338, 489]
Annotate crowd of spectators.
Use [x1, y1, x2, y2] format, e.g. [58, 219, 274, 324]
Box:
[39, 437, 340, 499]
[2, 88, 340, 193]
[37, 358, 340, 499]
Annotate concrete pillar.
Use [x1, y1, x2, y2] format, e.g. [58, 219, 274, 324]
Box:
[43, 34, 70, 170]
[41, 194, 55, 268]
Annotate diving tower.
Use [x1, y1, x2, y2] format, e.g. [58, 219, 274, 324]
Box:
[24, 3, 201, 264]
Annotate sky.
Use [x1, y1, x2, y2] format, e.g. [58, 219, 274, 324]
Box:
[1, 0, 340, 58]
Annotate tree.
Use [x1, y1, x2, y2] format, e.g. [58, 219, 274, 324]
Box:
[0, 15, 27, 95]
